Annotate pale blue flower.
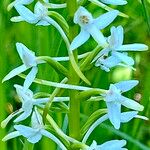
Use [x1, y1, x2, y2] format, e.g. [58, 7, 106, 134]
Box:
[2, 43, 42, 90]
[89, 139, 127, 150]
[102, 80, 144, 129]
[7, 0, 33, 11]
[70, 6, 119, 50]
[100, 0, 127, 5]
[2, 109, 67, 150]
[11, 2, 59, 26]
[83, 111, 148, 142]
[93, 26, 148, 72]
[1, 85, 70, 128]
[1, 85, 37, 126]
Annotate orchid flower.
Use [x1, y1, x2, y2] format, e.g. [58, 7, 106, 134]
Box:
[2, 108, 67, 150]
[70, 6, 119, 50]
[88, 139, 127, 150]
[83, 111, 148, 143]
[7, 0, 33, 11]
[11, 1, 62, 27]
[1, 84, 70, 128]
[2, 43, 41, 90]
[102, 80, 144, 129]
[93, 26, 148, 72]
[100, 0, 127, 5]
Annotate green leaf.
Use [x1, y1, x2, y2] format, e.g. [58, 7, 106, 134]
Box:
[37, 56, 69, 77]
[48, 11, 69, 36]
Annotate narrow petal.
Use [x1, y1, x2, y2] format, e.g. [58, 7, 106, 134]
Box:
[31, 109, 43, 128]
[87, 25, 107, 47]
[120, 111, 138, 123]
[106, 102, 121, 129]
[14, 4, 39, 24]
[10, 16, 24, 22]
[114, 80, 139, 93]
[135, 115, 149, 120]
[98, 139, 127, 149]
[109, 26, 124, 48]
[2, 131, 21, 141]
[14, 109, 32, 122]
[2, 64, 28, 83]
[94, 10, 119, 30]
[117, 44, 148, 51]
[23, 66, 38, 91]
[112, 51, 134, 66]
[70, 29, 90, 51]
[101, 0, 127, 5]
[117, 26, 124, 46]
[119, 96, 144, 111]
[1, 109, 23, 128]
[16, 42, 37, 67]
[89, 141, 97, 149]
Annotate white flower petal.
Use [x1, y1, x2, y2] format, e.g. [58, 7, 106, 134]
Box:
[87, 25, 107, 47]
[89, 141, 97, 149]
[14, 4, 39, 24]
[10, 16, 24, 22]
[23, 66, 38, 91]
[14, 125, 39, 138]
[14, 84, 34, 100]
[2, 64, 28, 83]
[101, 0, 127, 5]
[100, 54, 121, 68]
[70, 29, 90, 51]
[27, 132, 42, 143]
[16, 42, 37, 67]
[106, 102, 121, 129]
[34, 2, 48, 15]
[112, 51, 134, 66]
[94, 10, 119, 30]
[120, 111, 138, 123]
[2, 131, 21, 141]
[135, 115, 149, 120]
[98, 139, 127, 149]
[14, 109, 32, 122]
[119, 95, 144, 111]
[117, 44, 148, 51]
[31, 109, 43, 128]
[16, 0, 34, 5]
[114, 80, 139, 93]
[117, 26, 124, 46]
[109, 26, 124, 48]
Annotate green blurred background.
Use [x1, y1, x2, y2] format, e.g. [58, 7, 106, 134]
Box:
[0, 0, 150, 149]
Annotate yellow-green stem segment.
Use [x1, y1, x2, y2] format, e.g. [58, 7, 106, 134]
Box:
[66, 0, 81, 141]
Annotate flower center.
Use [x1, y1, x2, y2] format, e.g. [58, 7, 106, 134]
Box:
[80, 15, 90, 24]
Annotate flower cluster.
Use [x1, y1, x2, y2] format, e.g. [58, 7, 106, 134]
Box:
[2, 0, 149, 150]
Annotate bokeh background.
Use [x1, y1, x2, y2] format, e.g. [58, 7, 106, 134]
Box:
[0, 0, 150, 149]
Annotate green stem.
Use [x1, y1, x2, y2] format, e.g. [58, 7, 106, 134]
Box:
[66, 0, 81, 141]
